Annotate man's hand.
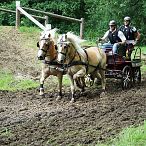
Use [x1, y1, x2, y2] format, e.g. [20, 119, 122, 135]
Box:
[96, 38, 102, 44]
[135, 39, 139, 45]
[98, 38, 102, 42]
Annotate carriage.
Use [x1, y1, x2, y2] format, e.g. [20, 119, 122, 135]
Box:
[37, 29, 142, 102]
[99, 43, 142, 89]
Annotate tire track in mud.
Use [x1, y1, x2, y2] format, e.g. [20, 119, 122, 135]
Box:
[0, 27, 146, 145]
[0, 80, 146, 146]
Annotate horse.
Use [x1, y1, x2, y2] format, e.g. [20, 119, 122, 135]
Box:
[57, 32, 107, 102]
[37, 28, 64, 100]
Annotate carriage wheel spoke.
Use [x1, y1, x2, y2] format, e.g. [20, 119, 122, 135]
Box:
[122, 65, 132, 89]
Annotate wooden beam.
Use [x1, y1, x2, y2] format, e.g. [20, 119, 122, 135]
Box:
[80, 18, 84, 39]
[16, 1, 20, 29]
[22, 7, 82, 23]
[0, 8, 45, 20]
[0, 8, 15, 13]
[17, 6, 46, 30]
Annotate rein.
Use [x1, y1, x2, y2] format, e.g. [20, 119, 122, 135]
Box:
[63, 48, 106, 72]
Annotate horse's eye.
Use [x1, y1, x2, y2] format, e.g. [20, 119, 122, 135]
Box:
[64, 45, 68, 49]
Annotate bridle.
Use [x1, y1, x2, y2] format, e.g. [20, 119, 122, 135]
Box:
[38, 38, 53, 56]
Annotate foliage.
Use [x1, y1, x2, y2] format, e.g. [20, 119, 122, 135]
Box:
[0, 0, 145, 41]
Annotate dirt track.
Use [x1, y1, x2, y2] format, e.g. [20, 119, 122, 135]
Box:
[0, 27, 146, 146]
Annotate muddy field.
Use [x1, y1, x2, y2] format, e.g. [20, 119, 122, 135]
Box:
[0, 27, 146, 146]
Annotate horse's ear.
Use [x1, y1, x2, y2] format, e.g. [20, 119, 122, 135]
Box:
[37, 42, 40, 48]
[48, 33, 51, 38]
[65, 34, 67, 40]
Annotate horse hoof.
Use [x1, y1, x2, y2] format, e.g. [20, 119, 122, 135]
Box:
[40, 92, 44, 96]
[56, 96, 62, 101]
[81, 88, 85, 92]
[40, 94, 45, 98]
[39, 88, 44, 96]
[70, 98, 75, 103]
[100, 91, 105, 98]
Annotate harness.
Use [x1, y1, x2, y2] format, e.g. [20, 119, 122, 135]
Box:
[61, 46, 103, 73]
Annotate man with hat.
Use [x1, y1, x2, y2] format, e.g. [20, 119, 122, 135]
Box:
[99, 20, 126, 55]
[119, 16, 140, 45]
[119, 16, 140, 58]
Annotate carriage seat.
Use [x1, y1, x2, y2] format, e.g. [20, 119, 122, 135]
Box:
[99, 43, 127, 64]
[99, 43, 113, 55]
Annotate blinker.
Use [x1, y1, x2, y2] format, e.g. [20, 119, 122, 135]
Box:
[37, 42, 40, 48]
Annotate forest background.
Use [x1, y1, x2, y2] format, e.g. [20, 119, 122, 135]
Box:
[0, 0, 146, 44]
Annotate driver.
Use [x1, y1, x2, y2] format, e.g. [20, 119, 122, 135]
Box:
[99, 20, 126, 55]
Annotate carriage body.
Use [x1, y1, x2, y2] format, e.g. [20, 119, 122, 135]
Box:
[100, 43, 142, 89]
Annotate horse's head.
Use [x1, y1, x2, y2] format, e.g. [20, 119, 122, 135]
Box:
[37, 28, 58, 60]
[57, 32, 86, 64]
[57, 34, 73, 64]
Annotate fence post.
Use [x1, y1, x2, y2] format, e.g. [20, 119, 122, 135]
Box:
[16, 1, 20, 29]
[46, 24, 51, 30]
[45, 16, 48, 27]
[80, 18, 84, 39]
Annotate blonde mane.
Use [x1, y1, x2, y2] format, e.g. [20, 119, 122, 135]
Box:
[40, 28, 59, 45]
[66, 32, 86, 49]
[66, 32, 87, 59]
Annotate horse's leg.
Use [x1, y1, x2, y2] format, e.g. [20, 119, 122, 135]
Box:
[79, 77, 86, 92]
[99, 69, 106, 97]
[73, 69, 86, 92]
[75, 78, 83, 89]
[68, 75, 75, 103]
[56, 74, 63, 101]
[39, 70, 49, 96]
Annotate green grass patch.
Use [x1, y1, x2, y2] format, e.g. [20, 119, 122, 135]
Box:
[0, 71, 39, 91]
[19, 26, 41, 34]
[141, 46, 146, 55]
[0, 127, 13, 138]
[76, 121, 146, 146]
[62, 75, 70, 86]
[109, 121, 146, 146]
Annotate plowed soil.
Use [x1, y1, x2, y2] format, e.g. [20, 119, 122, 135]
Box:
[0, 27, 146, 146]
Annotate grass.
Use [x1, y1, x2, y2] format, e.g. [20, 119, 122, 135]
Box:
[74, 121, 146, 146]
[0, 70, 39, 91]
[108, 121, 146, 146]
[19, 26, 41, 34]
[0, 127, 13, 138]
[0, 26, 146, 145]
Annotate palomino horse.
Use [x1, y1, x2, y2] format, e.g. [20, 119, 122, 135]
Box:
[37, 28, 64, 100]
[57, 32, 107, 102]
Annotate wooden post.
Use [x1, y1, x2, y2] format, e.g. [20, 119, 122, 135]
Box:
[45, 16, 48, 27]
[16, 1, 20, 29]
[80, 18, 84, 39]
[17, 6, 46, 30]
[46, 24, 51, 30]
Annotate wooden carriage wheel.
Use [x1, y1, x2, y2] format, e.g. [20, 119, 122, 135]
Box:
[121, 65, 132, 89]
[133, 67, 141, 85]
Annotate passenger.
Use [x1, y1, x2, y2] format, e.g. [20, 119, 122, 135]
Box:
[99, 20, 126, 55]
[119, 16, 140, 46]
[119, 16, 140, 58]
